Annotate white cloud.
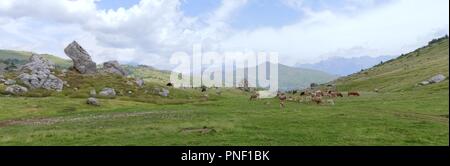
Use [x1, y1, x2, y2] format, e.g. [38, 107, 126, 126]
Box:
[0, 0, 448, 69]
[222, 0, 449, 65]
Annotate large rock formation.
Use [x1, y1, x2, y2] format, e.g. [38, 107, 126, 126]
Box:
[101, 60, 128, 76]
[64, 41, 97, 74]
[17, 54, 64, 91]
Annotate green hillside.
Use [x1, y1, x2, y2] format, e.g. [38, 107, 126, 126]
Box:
[0, 50, 72, 69]
[333, 37, 449, 92]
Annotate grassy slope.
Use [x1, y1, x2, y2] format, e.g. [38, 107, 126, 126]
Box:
[333, 38, 449, 92]
[0, 49, 72, 68]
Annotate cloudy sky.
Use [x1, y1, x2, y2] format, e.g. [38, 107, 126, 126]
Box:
[0, 0, 448, 69]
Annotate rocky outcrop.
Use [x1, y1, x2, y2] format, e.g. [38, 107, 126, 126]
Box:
[5, 85, 28, 95]
[101, 60, 128, 76]
[64, 41, 97, 74]
[17, 54, 64, 91]
[99, 88, 116, 97]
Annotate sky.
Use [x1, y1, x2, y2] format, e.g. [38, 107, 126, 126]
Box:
[0, 0, 448, 70]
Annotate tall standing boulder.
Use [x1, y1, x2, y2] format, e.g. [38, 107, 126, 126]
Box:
[64, 41, 97, 74]
[17, 54, 64, 91]
[101, 60, 128, 76]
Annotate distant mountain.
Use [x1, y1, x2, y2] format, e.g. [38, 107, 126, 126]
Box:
[277, 64, 338, 90]
[296, 55, 396, 76]
[220, 63, 338, 90]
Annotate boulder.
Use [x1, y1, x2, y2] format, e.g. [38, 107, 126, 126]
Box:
[99, 88, 116, 97]
[90, 89, 97, 97]
[5, 85, 28, 95]
[135, 78, 145, 87]
[0, 77, 4, 84]
[86, 97, 100, 106]
[101, 60, 128, 76]
[64, 41, 97, 74]
[4, 79, 16, 85]
[428, 74, 446, 84]
[17, 54, 64, 91]
[159, 88, 170, 97]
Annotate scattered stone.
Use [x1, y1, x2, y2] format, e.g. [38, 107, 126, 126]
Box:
[86, 97, 100, 106]
[90, 89, 97, 97]
[428, 74, 446, 84]
[4, 79, 16, 85]
[419, 74, 447, 86]
[135, 78, 145, 87]
[127, 90, 133, 95]
[101, 60, 127, 76]
[5, 85, 28, 95]
[64, 41, 97, 74]
[159, 88, 170, 97]
[17, 54, 64, 91]
[99, 88, 116, 97]
[419, 81, 430, 86]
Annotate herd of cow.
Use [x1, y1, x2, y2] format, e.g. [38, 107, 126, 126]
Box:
[249, 89, 361, 108]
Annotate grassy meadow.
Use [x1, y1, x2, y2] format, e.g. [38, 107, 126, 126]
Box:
[0, 87, 447, 146]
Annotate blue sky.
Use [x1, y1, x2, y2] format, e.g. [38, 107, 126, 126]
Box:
[0, 0, 449, 69]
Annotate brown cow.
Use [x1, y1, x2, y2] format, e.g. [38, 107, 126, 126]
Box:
[348, 91, 360, 96]
[312, 96, 322, 104]
[278, 93, 287, 108]
[249, 93, 259, 100]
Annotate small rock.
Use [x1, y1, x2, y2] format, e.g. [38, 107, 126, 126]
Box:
[159, 88, 170, 97]
[99, 88, 116, 97]
[419, 81, 430, 86]
[135, 78, 145, 87]
[86, 97, 100, 106]
[428, 74, 446, 84]
[90, 89, 97, 97]
[5, 85, 28, 95]
[4, 79, 16, 85]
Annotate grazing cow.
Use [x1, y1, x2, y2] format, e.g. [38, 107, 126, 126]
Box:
[249, 93, 260, 100]
[278, 93, 287, 108]
[201, 86, 207, 92]
[336, 92, 344, 97]
[300, 91, 306, 96]
[166, 82, 173, 87]
[312, 96, 322, 104]
[314, 90, 324, 97]
[348, 91, 360, 96]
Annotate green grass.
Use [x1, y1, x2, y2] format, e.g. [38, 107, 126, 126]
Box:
[0, 87, 447, 146]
